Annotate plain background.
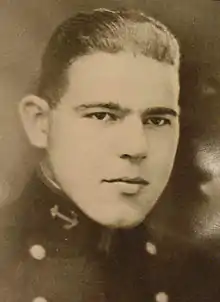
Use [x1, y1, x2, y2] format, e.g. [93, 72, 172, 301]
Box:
[1, 0, 220, 243]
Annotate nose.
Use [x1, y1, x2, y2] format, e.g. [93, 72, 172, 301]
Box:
[118, 115, 148, 164]
[120, 153, 146, 165]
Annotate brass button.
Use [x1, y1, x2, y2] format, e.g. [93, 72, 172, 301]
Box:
[32, 297, 47, 302]
[29, 244, 46, 260]
[155, 292, 169, 302]
[145, 241, 157, 255]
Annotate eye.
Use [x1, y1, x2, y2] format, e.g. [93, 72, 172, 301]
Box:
[145, 117, 171, 126]
[85, 112, 118, 122]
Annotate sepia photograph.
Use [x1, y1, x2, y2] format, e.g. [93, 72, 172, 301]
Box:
[0, 1, 220, 301]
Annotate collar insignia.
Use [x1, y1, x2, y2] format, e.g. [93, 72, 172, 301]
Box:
[50, 205, 79, 230]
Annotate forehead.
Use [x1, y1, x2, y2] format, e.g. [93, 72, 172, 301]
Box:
[61, 51, 179, 111]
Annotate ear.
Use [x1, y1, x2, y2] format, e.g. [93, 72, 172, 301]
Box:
[19, 95, 50, 148]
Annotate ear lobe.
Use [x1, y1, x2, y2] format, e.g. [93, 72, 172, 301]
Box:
[19, 95, 50, 148]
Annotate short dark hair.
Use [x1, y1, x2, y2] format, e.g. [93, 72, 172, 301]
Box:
[36, 8, 180, 107]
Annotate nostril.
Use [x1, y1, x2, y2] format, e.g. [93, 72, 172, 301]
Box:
[120, 154, 131, 160]
[120, 153, 146, 162]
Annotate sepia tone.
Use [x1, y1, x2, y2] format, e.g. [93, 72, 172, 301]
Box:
[0, 1, 220, 302]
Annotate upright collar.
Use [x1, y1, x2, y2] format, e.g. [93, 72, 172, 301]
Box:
[38, 162, 61, 192]
[22, 169, 116, 255]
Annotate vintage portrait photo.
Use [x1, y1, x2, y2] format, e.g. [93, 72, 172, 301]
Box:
[0, 1, 219, 301]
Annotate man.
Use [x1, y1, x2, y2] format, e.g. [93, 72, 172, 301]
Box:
[0, 8, 180, 302]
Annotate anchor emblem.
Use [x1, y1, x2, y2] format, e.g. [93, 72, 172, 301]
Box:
[50, 205, 79, 230]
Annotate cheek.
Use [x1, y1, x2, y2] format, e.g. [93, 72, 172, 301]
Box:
[48, 120, 109, 174]
[148, 131, 179, 172]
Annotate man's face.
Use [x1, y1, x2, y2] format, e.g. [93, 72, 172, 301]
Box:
[46, 52, 180, 228]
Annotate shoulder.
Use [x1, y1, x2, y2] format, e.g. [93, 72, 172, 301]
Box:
[0, 189, 30, 262]
[0, 174, 44, 272]
[141, 220, 220, 302]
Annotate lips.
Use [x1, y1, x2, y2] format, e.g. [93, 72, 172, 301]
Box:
[103, 177, 149, 186]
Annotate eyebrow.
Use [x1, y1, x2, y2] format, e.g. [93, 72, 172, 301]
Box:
[74, 102, 129, 113]
[74, 102, 179, 117]
[143, 107, 179, 117]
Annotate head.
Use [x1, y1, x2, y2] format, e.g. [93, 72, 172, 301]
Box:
[20, 8, 180, 228]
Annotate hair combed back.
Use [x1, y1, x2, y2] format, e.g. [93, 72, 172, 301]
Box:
[37, 8, 180, 107]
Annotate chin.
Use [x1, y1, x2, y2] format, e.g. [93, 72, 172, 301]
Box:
[87, 204, 146, 229]
[100, 214, 145, 229]
[121, 217, 144, 229]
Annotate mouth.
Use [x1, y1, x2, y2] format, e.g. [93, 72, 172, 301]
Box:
[103, 177, 149, 186]
[103, 177, 149, 196]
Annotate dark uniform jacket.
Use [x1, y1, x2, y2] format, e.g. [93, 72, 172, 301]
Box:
[140, 227, 220, 302]
[1, 171, 220, 302]
[112, 220, 220, 302]
[0, 172, 115, 302]
[108, 223, 220, 302]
